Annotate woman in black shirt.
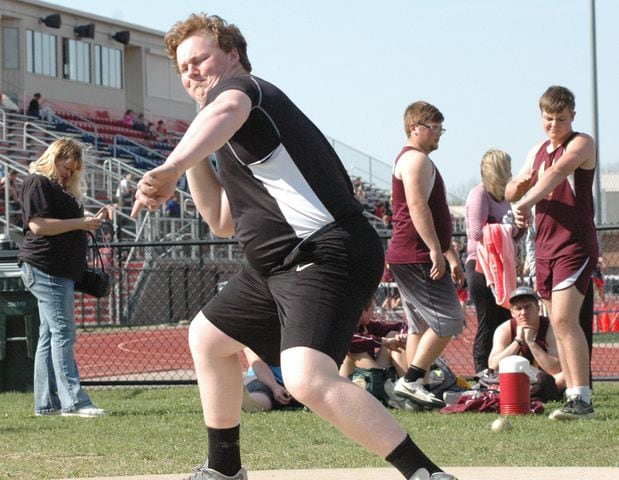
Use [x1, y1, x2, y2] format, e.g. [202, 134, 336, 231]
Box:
[19, 137, 107, 417]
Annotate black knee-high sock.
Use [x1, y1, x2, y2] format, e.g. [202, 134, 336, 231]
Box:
[385, 435, 441, 478]
[207, 425, 241, 476]
[404, 365, 426, 383]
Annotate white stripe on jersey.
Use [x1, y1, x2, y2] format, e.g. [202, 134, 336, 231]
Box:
[566, 172, 575, 196]
[248, 143, 335, 238]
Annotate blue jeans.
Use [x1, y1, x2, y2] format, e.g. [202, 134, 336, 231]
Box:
[20, 262, 93, 414]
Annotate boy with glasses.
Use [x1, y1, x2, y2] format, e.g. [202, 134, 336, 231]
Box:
[386, 101, 465, 411]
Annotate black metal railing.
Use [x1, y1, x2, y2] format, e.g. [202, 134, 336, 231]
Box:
[69, 230, 619, 386]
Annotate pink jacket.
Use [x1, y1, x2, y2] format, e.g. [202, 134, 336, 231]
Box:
[476, 223, 517, 309]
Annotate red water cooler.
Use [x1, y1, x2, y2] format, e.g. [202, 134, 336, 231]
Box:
[499, 355, 531, 415]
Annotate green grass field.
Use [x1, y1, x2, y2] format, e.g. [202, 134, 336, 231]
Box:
[1, 383, 618, 480]
[593, 332, 619, 344]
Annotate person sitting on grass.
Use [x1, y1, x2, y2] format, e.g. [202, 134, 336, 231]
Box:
[488, 286, 565, 402]
[241, 347, 303, 412]
[339, 296, 408, 379]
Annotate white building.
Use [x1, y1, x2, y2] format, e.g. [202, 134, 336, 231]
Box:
[1, 0, 195, 124]
[601, 172, 619, 225]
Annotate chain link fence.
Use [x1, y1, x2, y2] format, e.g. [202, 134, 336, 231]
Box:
[73, 229, 619, 386]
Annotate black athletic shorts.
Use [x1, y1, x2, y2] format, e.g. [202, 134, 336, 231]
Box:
[203, 215, 384, 366]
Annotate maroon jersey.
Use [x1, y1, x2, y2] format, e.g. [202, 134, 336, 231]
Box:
[509, 317, 550, 367]
[349, 319, 407, 358]
[386, 147, 453, 264]
[532, 133, 598, 260]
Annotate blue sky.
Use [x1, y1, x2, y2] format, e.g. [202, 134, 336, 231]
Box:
[48, 0, 619, 195]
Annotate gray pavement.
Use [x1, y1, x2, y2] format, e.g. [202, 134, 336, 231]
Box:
[61, 466, 618, 480]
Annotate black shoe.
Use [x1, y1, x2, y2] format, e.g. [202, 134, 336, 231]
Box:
[549, 395, 595, 420]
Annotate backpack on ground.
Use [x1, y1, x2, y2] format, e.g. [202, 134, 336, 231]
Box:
[350, 366, 397, 406]
[426, 357, 465, 397]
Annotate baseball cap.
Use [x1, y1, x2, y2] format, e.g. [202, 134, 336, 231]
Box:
[508, 286, 539, 304]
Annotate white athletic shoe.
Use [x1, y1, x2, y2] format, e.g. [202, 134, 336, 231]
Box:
[61, 406, 108, 417]
[409, 468, 459, 480]
[185, 462, 247, 480]
[384, 379, 424, 412]
[394, 378, 445, 408]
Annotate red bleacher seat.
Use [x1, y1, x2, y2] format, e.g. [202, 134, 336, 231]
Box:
[53, 107, 186, 157]
[100, 133, 115, 144]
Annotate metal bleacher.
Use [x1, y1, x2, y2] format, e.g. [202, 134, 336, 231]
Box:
[0, 105, 202, 245]
[1, 103, 393, 245]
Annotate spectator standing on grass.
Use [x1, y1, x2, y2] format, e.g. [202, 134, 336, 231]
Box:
[385, 101, 465, 411]
[464, 149, 520, 373]
[132, 12, 458, 480]
[18, 138, 107, 418]
[387, 101, 464, 408]
[507, 85, 597, 420]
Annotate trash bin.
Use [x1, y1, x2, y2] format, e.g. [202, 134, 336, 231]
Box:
[0, 247, 40, 393]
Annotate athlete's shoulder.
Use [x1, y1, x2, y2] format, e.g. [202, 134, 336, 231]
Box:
[569, 131, 595, 148]
[395, 147, 432, 178]
[399, 147, 431, 167]
[565, 132, 596, 169]
[207, 74, 262, 107]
